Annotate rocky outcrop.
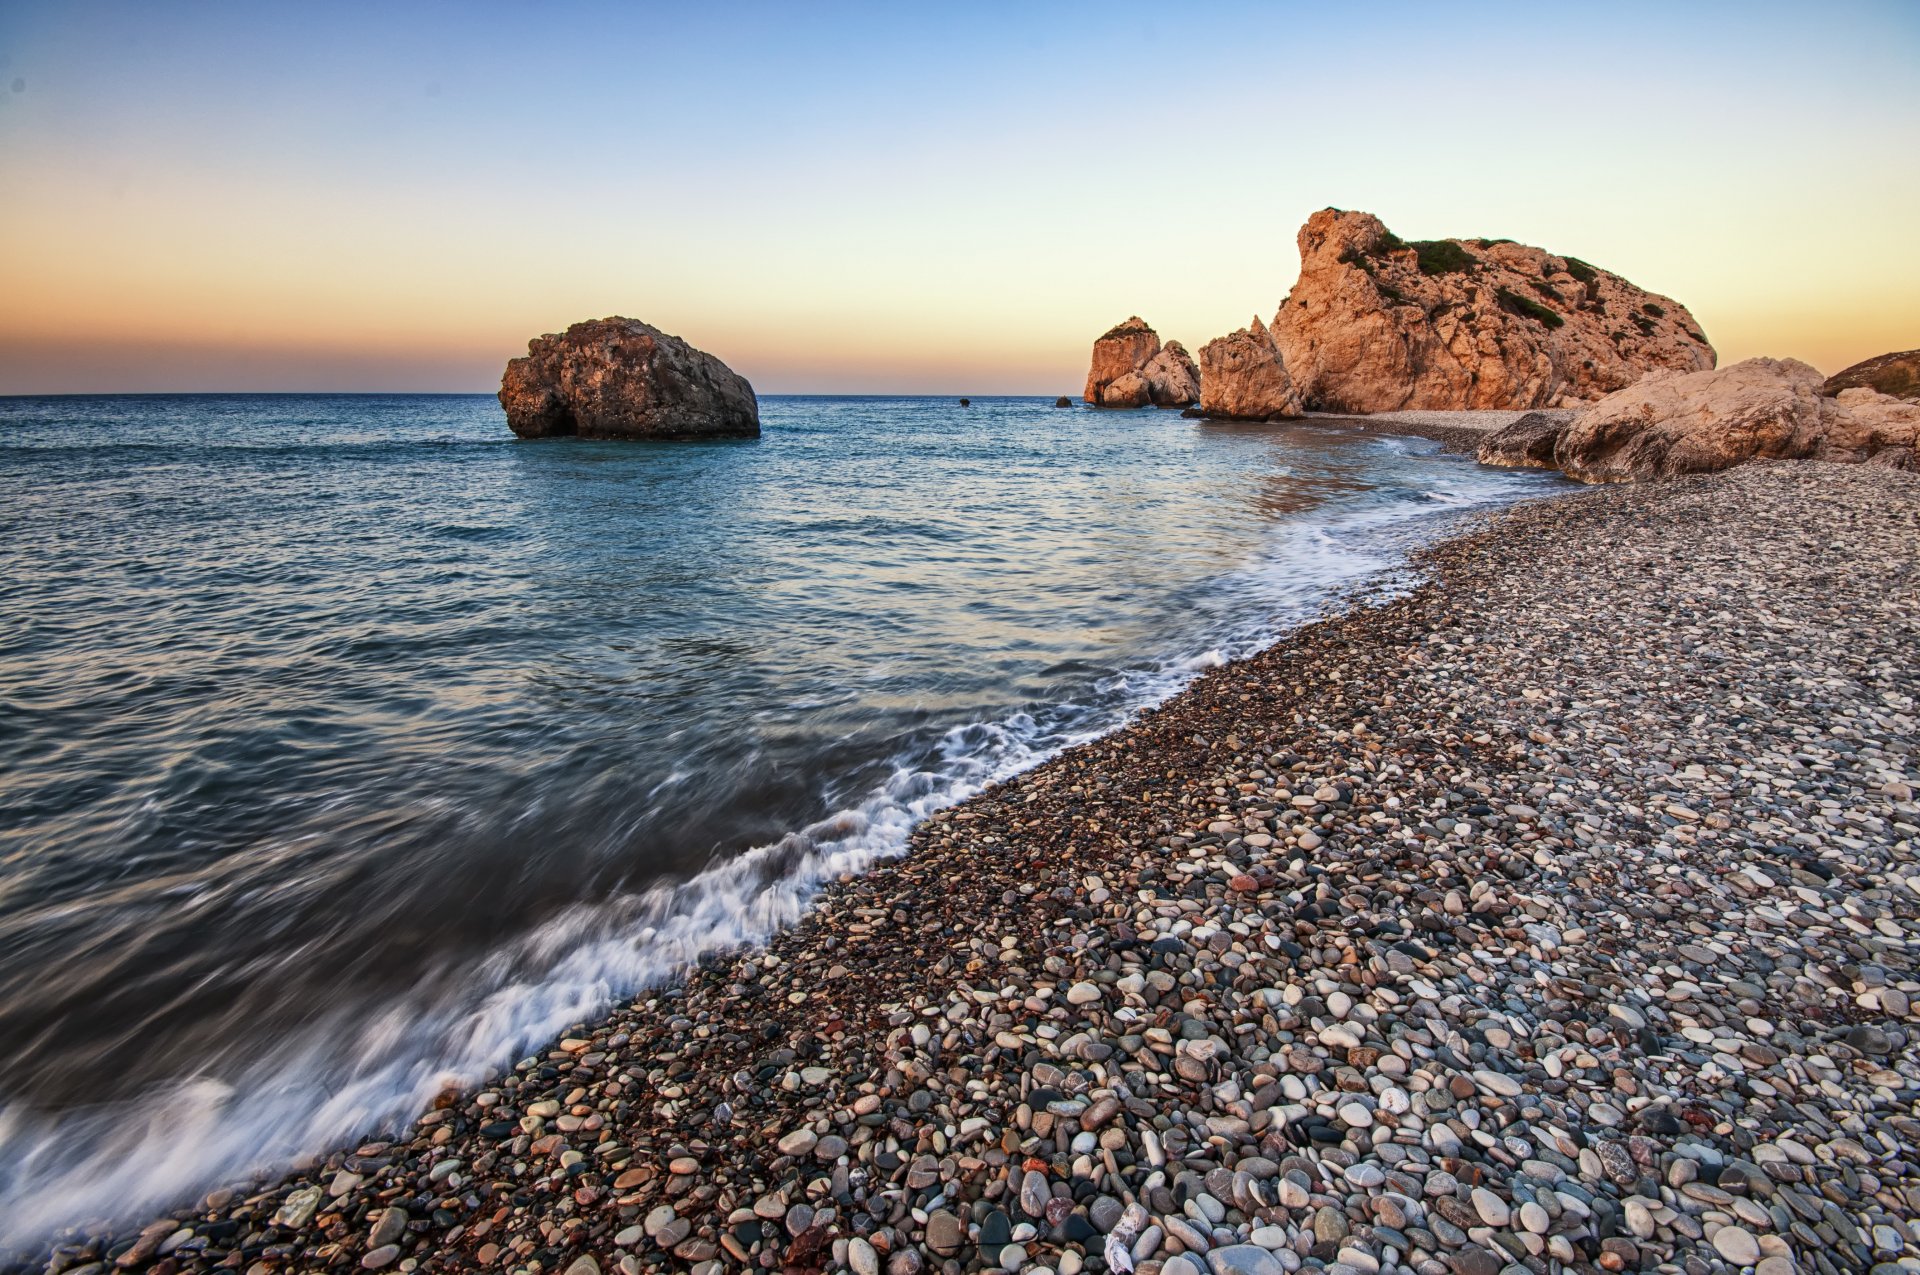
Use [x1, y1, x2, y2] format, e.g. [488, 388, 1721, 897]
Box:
[1480, 357, 1920, 483]
[1822, 348, 1920, 401]
[1475, 411, 1567, 469]
[500, 317, 759, 440]
[1266, 209, 1714, 413]
[1083, 318, 1199, 408]
[1197, 316, 1302, 420]
[1142, 344, 1200, 406]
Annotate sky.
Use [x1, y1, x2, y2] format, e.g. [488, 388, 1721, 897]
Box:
[1, 0, 1916, 394]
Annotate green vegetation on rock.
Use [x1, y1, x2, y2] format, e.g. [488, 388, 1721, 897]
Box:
[1497, 287, 1565, 329]
[1413, 240, 1477, 276]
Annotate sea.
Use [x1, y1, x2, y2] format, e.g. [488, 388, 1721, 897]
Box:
[0, 393, 1559, 1247]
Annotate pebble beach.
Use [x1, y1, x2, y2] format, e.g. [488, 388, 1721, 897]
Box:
[1299, 412, 1572, 456]
[32, 460, 1920, 1275]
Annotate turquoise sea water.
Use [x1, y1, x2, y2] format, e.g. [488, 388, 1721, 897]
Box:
[0, 393, 1557, 1244]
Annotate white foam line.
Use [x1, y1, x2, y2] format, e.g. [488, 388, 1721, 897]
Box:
[0, 474, 1530, 1252]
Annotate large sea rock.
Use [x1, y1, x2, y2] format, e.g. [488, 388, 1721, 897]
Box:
[1480, 356, 1920, 482]
[1264, 209, 1715, 413]
[1083, 317, 1200, 408]
[1197, 316, 1302, 420]
[500, 317, 759, 439]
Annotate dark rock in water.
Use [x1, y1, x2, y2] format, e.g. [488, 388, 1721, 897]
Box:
[959, 398, 971, 407]
[1054, 396, 1072, 408]
[499, 316, 759, 440]
[1477, 411, 1567, 469]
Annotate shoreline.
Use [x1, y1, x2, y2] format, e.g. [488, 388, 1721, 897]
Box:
[22, 461, 1920, 1275]
[1301, 412, 1573, 458]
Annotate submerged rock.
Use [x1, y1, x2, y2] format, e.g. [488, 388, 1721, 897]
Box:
[499, 317, 759, 440]
[1083, 317, 1200, 408]
[1266, 209, 1714, 412]
[1197, 316, 1302, 420]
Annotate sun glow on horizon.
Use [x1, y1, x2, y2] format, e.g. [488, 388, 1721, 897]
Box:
[2, 0, 1916, 394]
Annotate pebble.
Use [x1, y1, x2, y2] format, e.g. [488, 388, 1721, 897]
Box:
[1471, 1187, 1511, 1228]
[1205, 1246, 1287, 1275]
[1714, 1226, 1761, 1265]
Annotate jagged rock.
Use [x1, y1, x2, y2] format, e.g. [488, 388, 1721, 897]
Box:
[1835, 385, 1920, 453]
[1267, 209, 1714, 412]
[1101, 370, 1153, 409]
[1867, 445, 1918, 470]
[1477, 411, 1569, 469]
[1491, 357, 1920, 483]
[1197, 316, 1302, 420]
[1053, 396, 1073, 408]
[1142, 342, 1200, 407]
[1821, 348, 1920, 401]
[1083, 317, 1200, 408]
[500, 317, 759, 440]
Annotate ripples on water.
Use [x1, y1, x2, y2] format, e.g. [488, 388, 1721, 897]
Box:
[0, 393, 1557, 1246]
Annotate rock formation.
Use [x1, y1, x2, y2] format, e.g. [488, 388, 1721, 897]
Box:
[1197, 316, 1303, 420]
[500, 317, 759, 440]
[1472, 412, 1565, 469]
[1479, 357, 1920, 482]
[1083, 318, 1200, 408]
[1264, 209, 1714, 413]
[1053, 396, 1073, 408]
[1821, 348, 1920, 401]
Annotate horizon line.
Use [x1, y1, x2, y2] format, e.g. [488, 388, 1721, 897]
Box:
[0, 390, 1083, 401]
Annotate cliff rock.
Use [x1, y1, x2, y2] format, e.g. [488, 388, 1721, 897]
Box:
[500, 317, 759, 440]
[1267, 209, 1714, 413]
[1197, 316, 1302, 420]
[1480, 357, 1920, 483]
[1821, 348, 1920, 401]
[1083, 317, 1200, 408]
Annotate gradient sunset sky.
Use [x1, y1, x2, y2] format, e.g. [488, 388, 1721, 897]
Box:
[2, 0, 1916, 394]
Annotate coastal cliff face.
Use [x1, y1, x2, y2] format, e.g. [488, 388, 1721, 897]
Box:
[1480, 356, 1920, 482]
[500, 318, 759, 439]
[1197, 316, 1302, 420]
[1083, 318, 1199, 408]
[1267, 209, 1715, 413]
